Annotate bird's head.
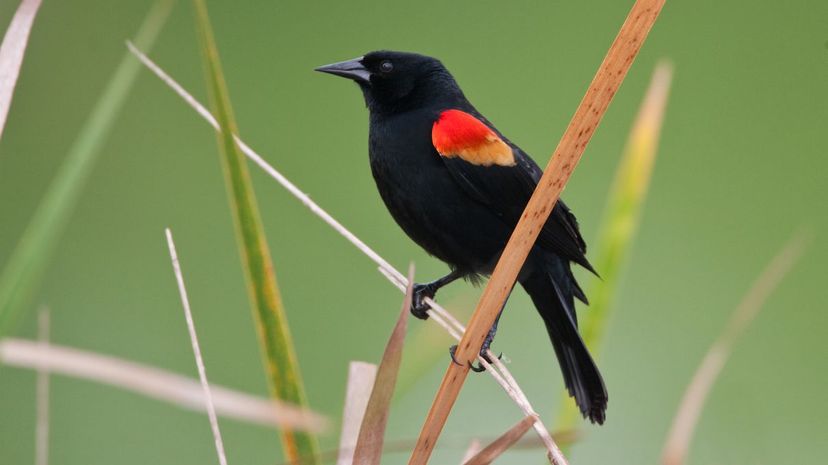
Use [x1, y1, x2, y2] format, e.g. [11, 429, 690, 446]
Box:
[315, 50, 465, 114]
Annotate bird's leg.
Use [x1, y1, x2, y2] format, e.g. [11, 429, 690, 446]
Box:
[410, 269, 463, 320]
[449, 309, 504, 372]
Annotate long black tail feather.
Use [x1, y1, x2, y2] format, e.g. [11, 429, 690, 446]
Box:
[520, 263, 608, 424]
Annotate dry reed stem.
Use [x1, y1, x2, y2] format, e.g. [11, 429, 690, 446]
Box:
[0, 0, 42, 140]
[336, 362, 378, 465]
[410, 1, 665, 463]
[661, 232, 809, 465]
[127, 43, 561, 459]
[35, 308, 49, 465]
[463, 415, 538, 465]
[0, 338, 328, 430]
[166, 228, 228, 465]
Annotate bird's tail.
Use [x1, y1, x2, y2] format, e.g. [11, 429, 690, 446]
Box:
[520, 264, 608, 424]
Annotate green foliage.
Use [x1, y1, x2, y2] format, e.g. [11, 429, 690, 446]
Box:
[0, 0, 174, 337]
[189, 1, 319, 462]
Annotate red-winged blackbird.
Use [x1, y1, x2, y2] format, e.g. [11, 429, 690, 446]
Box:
[317, 51, 607, 424]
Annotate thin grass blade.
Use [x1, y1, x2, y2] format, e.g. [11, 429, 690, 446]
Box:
[463, 415, 538, 465]
[189, 1, 318, 462]
[166, 229, 228, 465]
[0, 0, 174, 337]
[336, 361, 378, 465]
[660, 232, 809, 465]
[352, 265, 415, 465]
[0, 0, 43, 140]
[556, 61, 673, 433]
[0, 338, 328, 431]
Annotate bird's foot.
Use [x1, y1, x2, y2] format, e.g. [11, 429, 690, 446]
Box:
[410, 282, 437, 320]
[448, 344, 502, 373]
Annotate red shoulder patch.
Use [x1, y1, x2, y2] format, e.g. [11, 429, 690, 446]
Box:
[432, 109, 515, 166]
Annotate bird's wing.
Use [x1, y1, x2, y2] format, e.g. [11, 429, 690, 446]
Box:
[432, 109, 595, 273]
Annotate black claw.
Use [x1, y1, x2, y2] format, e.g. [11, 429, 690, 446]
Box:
[448, 345, 490, 372]
[410, 283, 434, 320]
[448, 345, 463, 366]
[469, 361, 486, 372]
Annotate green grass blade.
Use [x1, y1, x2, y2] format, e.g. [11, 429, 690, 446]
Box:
[0, 0, 174, 336]
[556, 61, 673, 432]
[190, 2, 319, 462]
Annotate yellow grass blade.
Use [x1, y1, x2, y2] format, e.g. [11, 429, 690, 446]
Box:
[189, 1, 318, 462]
[557, 61, 673, 432]
[582, 61, 673, 352]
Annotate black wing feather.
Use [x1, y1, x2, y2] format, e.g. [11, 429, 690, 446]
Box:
[438, 131, 595, 274]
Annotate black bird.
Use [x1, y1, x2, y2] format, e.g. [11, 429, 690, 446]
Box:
[316, 51, 607, 424]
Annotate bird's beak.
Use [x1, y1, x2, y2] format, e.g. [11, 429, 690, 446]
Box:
[315, 56, 371, 84]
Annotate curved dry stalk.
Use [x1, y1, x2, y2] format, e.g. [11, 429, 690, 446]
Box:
[0, 338, 328, 431]
[166, 228, 228, 465]
[660, 232, 810, 465]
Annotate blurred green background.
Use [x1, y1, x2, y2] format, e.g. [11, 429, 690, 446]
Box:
[1, 1, 826, 464]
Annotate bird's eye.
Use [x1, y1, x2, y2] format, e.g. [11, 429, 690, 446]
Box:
[380, 60, 394, 73]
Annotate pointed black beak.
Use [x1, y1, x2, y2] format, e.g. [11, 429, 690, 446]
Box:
[315, 56, 371, 84]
